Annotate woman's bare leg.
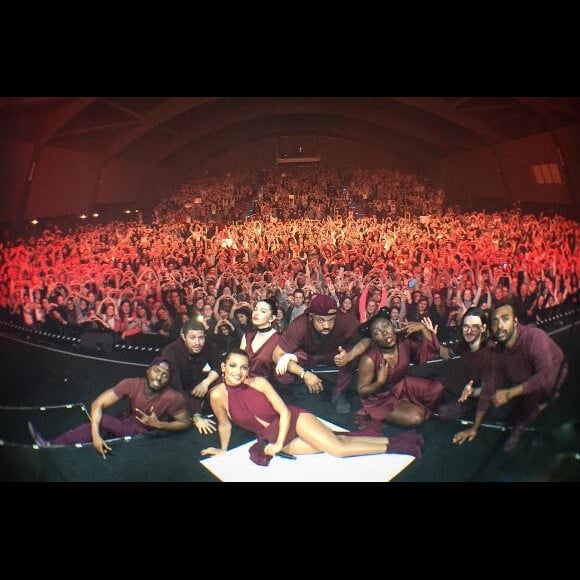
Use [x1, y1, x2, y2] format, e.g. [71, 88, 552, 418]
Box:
[384, 400, 426, 427]
[284, 413, 389, 457]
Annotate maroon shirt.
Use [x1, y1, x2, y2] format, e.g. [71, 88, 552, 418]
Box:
[279, 311, 361, 360]
[453, 340, 494, 389]
[113, 378, 187, 430]
[477, 324, 565, 414]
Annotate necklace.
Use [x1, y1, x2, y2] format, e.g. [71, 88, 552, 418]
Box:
[256, 326, 273, 333]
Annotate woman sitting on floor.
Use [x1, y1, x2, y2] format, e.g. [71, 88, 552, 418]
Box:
[355, 308, 445, 430]
[201, 349, 423, 464]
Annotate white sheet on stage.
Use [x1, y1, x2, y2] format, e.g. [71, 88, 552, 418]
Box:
[200, 418, 414, 482]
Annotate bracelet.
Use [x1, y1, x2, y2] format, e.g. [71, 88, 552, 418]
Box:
[299, 369, 308, 380]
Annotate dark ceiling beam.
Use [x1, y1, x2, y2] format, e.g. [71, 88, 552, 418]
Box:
[391, 97, 505, 145]
[103, 97, 220, 159]
[101, 98, 143, 119]
[455, 100, 514, 112]
[38, 97, 100, 145]
[147, 97, 463, 167]
[391, 96, 506, 143]
[157, 126, 179, 137]
[512, 97, 565, 126]
[57, 120, 141, 138]
[159, 114, 435, 189]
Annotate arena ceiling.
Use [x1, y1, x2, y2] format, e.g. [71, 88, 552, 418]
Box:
[1, 96, 580, 172]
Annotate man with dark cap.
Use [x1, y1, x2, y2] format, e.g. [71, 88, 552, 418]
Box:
[272, 294, 371, 414]
[27, 359, 190, 459]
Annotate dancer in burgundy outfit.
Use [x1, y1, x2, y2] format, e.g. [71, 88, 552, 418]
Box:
[201, 349, 423, 464]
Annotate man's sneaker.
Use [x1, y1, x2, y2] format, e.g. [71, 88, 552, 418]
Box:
[28, 421, 50, 448]
[437, 401, 465, 421]
[333, 393, 351, 415]
[503, 424, 525, 453]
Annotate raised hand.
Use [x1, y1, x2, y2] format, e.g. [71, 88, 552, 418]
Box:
[135, 406, 159, 429]
[458, 380, 474, 403]
[334, 345, 349, 367]
[421, 316, 438, 335]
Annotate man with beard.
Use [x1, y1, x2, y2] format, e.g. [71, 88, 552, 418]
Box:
[452, 302, 567, 452]
[28, 359, 190, 459]
[437, 307, 493, 420]
[162, 319, 221, 434]
[272, 294, 371, 414]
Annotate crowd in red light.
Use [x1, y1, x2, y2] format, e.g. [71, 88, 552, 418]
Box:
[0, 169, 578, 343]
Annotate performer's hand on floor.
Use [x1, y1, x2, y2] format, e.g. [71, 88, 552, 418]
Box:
[93, 436, 112, 459]
[453, 427, 477, 445]
[201, 447, 225, 456]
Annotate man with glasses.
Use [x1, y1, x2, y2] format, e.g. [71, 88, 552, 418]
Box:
[452, 302, 567, 452]
[438, 307, 493, 420]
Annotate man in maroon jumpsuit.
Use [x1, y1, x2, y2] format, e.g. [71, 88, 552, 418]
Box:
[453, 302, 567, 452]
[272, 294, 371, 414]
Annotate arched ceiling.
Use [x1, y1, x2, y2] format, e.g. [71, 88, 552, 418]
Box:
[1, 96, 579, 174]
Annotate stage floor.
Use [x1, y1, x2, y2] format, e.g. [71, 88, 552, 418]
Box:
[1, 325, 579, 482]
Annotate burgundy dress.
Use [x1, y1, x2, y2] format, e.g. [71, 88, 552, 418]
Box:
[226, 382, 307, 445]
[226, 382, 425, 463]
[244, 329, 282, 384]
[355, 336, 445, 430]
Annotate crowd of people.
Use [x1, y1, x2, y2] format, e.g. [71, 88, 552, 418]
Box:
[1, 204, 577, 349]
[2, 166, 576, 463]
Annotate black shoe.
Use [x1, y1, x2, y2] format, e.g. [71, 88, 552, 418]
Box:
[503, 425, 525, 453]
[28, 421, 50, 448]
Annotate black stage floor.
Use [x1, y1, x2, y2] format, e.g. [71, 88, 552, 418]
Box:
[1, 326, 579, 482]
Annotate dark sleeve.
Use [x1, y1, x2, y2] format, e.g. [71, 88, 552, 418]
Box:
[161, 343, 184, 391]
[476, 350, 503, 415]
[205, 341, 221, 373]
[408, 334, 439, 365]
[521, 330, 564, 395]
[278, 317, 304, 353]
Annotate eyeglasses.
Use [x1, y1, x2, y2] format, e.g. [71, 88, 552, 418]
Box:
[462, 324, 482, 332]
